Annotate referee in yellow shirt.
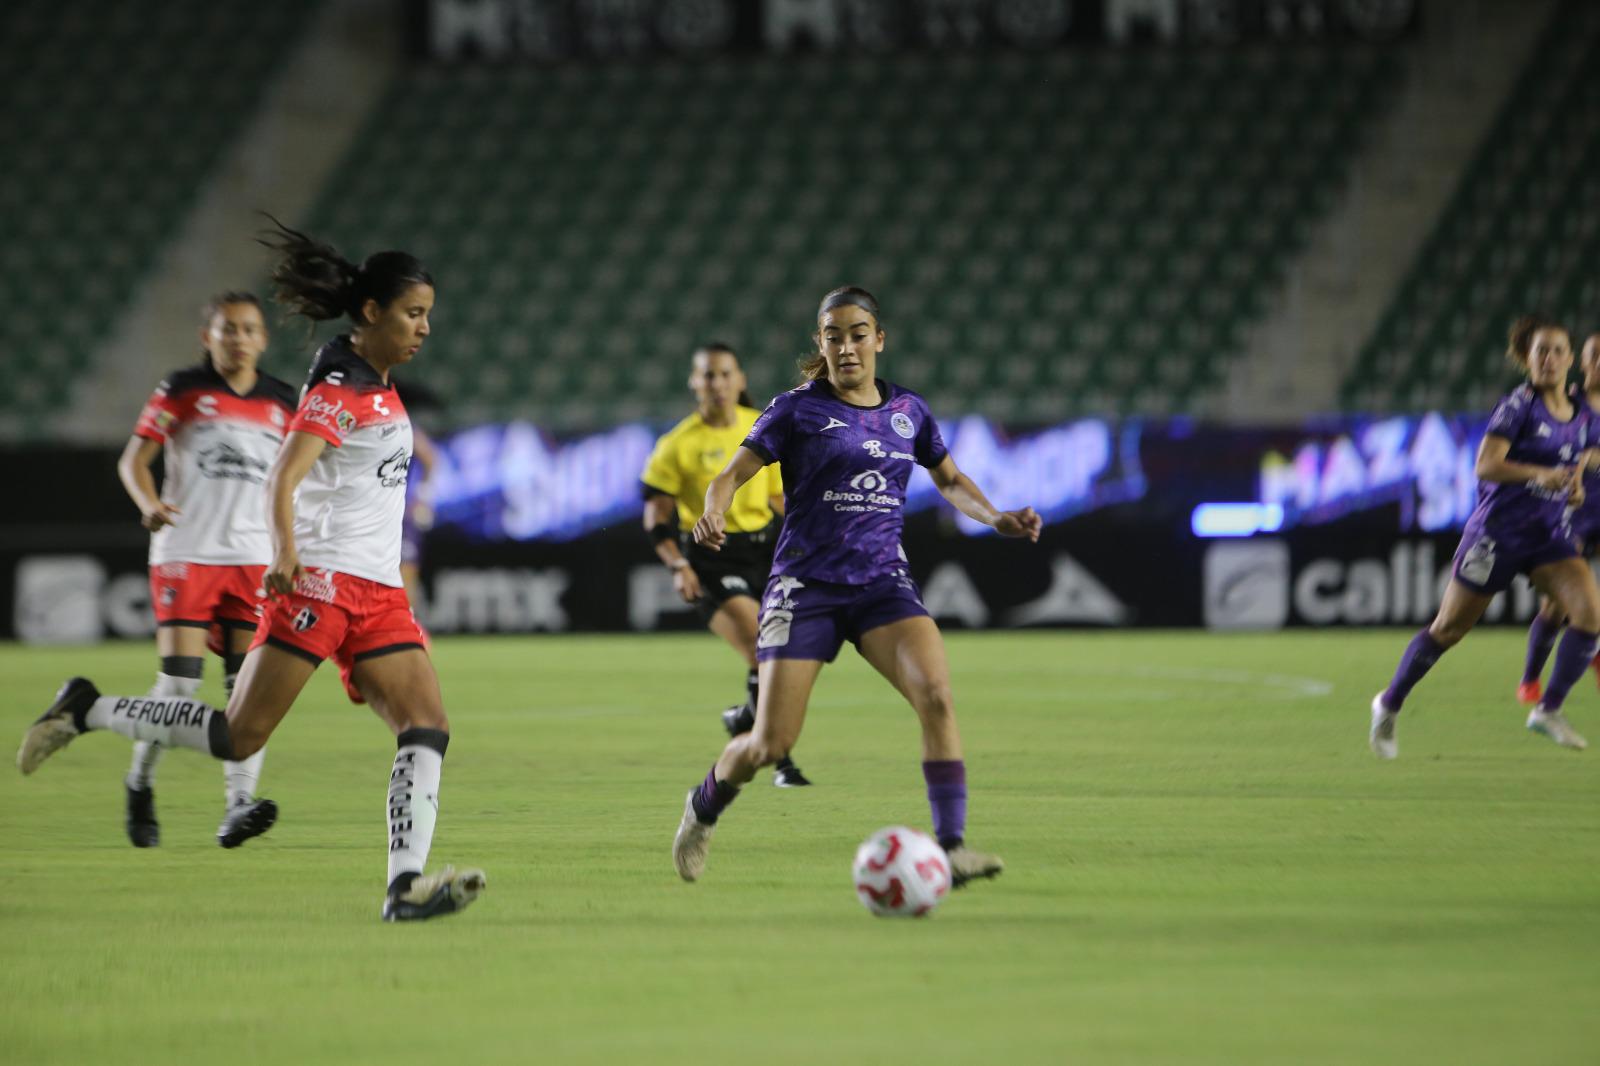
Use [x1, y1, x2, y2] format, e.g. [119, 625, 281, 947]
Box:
[642, 344, 810, 787]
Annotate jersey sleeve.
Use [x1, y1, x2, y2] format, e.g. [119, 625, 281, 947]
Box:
[914, 400, 949, 468]
[289, 382, 357, 447]
[1485, 390, 1530, 442]
[133, 382, 180, 442]
[639, 434, 682, 498]
[743, 394, 794, 465]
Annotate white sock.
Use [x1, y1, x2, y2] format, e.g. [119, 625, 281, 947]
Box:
[224, 747, 266, 808]
[124, 674, 202, 789]
[387, 740, 444, 892]
[84, 695, 227, 756]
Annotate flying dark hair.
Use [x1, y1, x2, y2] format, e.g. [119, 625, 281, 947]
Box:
[694, 341, 753, 407]
[1505, 313, 1568, 371]
[800, 286, 882, 382]
[257, 215, 433, 325]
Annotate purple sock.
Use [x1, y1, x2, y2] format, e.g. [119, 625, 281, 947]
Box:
[922, 760, 967, 850]
[1523, 614, 1562, 684]
[690, 765, 738, 824]
[1539, 628, 1599, 711]
[1382, 629, 1447, 712]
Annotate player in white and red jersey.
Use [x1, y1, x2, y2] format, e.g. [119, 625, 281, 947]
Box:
[116, 291, 295, 850]
[21, 222, 485, 923]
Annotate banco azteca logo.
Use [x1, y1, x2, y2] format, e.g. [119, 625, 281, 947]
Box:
[849, 470, 889, 493]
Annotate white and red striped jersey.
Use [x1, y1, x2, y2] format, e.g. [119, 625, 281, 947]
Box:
[288, 337, 412, 587]
[133, 362, 297, 567]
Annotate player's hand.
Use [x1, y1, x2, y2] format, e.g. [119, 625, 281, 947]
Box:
[672, 564, 702, 603]
[140, 502, 180, 532]
[1568, 467, 1586, 509]
[692, 511, 727, 551]
[1535, 467, 1573, 493]
[264, 548, 304, 599]
[994, 506, 1042, 542]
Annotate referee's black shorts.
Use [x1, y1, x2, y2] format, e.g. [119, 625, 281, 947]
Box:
[686, 524, 776, 624]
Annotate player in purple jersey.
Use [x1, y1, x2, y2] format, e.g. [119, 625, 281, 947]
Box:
[671, 287, 1041, 887]
[1517, 333, 1600, 704]
[1371, 317, 1598, 758]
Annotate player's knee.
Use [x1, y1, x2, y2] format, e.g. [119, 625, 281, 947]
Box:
[1428, 617, 1469, 647]
[913, 680, 956, 722]
[747, 730, 794, 767]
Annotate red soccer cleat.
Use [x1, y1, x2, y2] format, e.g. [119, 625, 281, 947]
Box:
[1516, 680, 1542, 705]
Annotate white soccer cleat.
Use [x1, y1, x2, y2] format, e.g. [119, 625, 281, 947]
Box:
[1526, 705, 1588, 750]
[1369, 693, 1399, 760]
[946, 844, 1004, 888]
[18, 677, 98, 775]
[381, 865, 487, 922]
[672, 790, 715, 882]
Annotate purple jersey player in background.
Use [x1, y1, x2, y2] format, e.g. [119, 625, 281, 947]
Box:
[1517, 333, 1600, 705]
[1371, 316, 1600, 759]
[672, 286, 1041, 887]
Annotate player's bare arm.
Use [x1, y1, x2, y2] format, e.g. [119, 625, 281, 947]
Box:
[644, 492, 701, 601]
[927, 455, 1041, 542]
[1475, 434, 1571, 491]
[117, 435, 179, 531]
[693, 446, 766, 551]
[263, 430, 326, 596]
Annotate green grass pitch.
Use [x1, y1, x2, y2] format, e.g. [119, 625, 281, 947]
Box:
[1, 631, 1596, 1065]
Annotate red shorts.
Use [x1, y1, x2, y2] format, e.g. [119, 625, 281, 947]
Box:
[250, 569, 426, 703]
[150, 562, 267, 655]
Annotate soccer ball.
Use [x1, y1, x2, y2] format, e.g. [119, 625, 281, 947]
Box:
[852, 826, 952, 918]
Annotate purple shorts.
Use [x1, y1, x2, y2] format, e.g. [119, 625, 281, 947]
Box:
[1452, 525, 1579, 595]
[755, 570, 930, 663]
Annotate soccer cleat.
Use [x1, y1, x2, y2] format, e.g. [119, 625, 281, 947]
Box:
[217, 798, 278, 848]
[672, 790, 715, 881]
[1516, 680, 1542, 705]
[1369, 693, 1399, 760]
[721, 704, 755, 737]
[1526, 705, 1588, 750]
[125, 785, 160, 848]
[772, 757, 812, 787]
[946, 844, 1004, 888]
[17, 677, 99, 775]
[382, 865, 487, 922]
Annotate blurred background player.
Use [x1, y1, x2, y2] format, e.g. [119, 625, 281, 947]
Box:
[1371, 316, 1597, 758]
[641, 343, 810, 787]
[19, 222, 485, 922]
[1516, 332, 1600, 705]
[116, 291, 294, 848]
[672, 287, 1040, 886]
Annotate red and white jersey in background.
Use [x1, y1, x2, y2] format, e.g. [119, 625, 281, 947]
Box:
[133, 363, 297, 567]
[288, 336, 412, 587]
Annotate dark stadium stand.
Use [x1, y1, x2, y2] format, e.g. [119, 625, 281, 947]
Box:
[1343, 0, 1599, 413]
[306, 45, 1403, 428]
[0, 0, 312, 433]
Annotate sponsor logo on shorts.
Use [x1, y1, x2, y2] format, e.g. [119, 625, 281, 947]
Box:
[721, 575, 749, 592]
[157, 563, 189, 579]
[1458, 536, 1496, 586]
[160, 586, 177, 606]
[293, 570, 338, 604]
[292, 607, 320, 632]
[890, 412, 915, 439]
[758, 578, 802, 648]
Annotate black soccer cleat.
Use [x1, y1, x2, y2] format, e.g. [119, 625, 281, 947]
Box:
[721, 704, 755, 736]
[125, 785, 160, 847]
[772, 757, 812, 788]
[17, 676, 99, 775]
[382, 866, 487, 922]
[216, 798, 278, 848]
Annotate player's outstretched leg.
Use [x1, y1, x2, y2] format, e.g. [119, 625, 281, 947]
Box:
[215, 651, 275, 848]
[122, 654, 204, 847]
[720, 667, 812, 787]
[1518, 606, 1562, 705]
[858, 616, 1003, 888]
[676, 658, 820, 881]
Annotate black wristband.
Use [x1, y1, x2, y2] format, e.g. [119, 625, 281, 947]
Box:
[648, 522, 676, 545]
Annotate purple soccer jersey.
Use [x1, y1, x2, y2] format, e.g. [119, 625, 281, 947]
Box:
[1452, 385, 1590, 593]
[743, 379, 947, 585]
